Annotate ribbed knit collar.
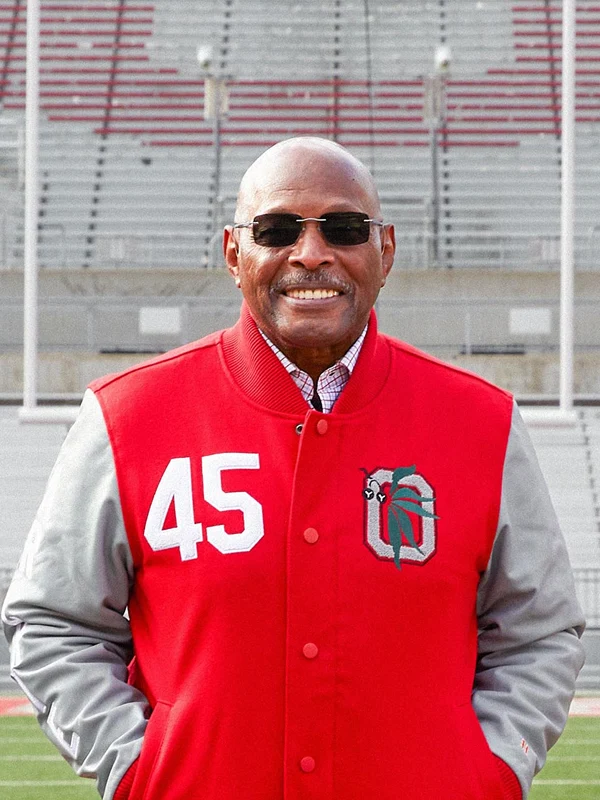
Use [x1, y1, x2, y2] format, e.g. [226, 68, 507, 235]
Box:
[221, 302, 391, 416]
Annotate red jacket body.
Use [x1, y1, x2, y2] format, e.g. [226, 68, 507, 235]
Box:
[92, 305, 516, 799]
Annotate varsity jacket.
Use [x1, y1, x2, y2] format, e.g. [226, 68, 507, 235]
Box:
[2, 303, 585, 800]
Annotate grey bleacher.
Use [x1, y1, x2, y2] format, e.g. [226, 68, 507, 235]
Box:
[88, 141, 214, 269]
[0, 407, 68, 693]
[36, 127, 100, 268]
[227, 2, 336, 80]
[530, 413, 600, 572]
[529, 410, 600, 690]
[337, 1, 440, 80]
[0, 0, 599, 270]
[445, 1, 514, 73]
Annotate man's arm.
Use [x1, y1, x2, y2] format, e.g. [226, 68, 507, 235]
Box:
[1, 390, 148, 799]
[475, 400, 586, 797]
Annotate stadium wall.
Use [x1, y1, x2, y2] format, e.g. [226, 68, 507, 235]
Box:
[0, 268, 599, 399]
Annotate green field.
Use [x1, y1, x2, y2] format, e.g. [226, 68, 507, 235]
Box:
[530, 716, 600, 800]
[0, 717, 97, 800]
[0, 715, 598, 798]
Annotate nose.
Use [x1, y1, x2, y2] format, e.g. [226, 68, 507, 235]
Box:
[288, 221, 334, 271]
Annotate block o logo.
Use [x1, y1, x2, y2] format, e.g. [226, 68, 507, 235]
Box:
[363, 466, 438, 569]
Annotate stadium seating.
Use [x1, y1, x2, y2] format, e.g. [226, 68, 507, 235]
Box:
[0, 0, 598, 269]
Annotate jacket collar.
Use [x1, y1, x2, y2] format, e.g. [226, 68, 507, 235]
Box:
[221, 302, 391, 415]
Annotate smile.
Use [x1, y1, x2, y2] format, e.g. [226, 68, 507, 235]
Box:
[284, 288, 341, 300]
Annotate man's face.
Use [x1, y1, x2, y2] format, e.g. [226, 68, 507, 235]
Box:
[224, 144, 395, 376]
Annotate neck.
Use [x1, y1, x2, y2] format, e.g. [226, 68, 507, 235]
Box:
[281, 345, 343, 383]
[259, 328, 368, 383]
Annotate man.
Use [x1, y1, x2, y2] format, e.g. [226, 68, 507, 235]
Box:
[3, 137, 585, 800]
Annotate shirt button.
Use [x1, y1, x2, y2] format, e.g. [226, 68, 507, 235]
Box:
[303, 642, 319, 659]
[300, 756, 316, 773]
[303, 527, 319, 544]
[316, 419, 328, 435]
[295, 423, 303, 435]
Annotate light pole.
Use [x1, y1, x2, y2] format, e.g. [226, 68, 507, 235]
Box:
[198, 45, 229, 259]
[519, 0, 577, 427]
[559, 0, 575, 419]
[424, 45, 451, 268]
[22, 0, 40, 413]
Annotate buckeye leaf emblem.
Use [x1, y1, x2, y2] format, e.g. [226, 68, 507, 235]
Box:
[363, 465, 439, 570]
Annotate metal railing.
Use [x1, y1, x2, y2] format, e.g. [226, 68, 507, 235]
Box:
[2, 216, 600, 271]
[21, 230, 600, 271]
[2, 215, 600, 271]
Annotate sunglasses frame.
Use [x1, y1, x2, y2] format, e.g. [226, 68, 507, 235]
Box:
[233, 212, 384, 248]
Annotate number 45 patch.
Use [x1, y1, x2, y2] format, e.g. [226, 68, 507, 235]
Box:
[144, 453, 264, 561]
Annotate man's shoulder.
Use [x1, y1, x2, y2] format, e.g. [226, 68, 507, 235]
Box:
[381, 332, 513, 404]
[90, 329, 223, 395]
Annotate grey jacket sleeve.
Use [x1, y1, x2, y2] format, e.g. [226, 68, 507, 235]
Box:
[1, 390, 148, 799]
[475, 400, 586, 797]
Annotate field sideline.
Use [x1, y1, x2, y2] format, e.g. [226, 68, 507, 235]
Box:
[0, 698, 598, 799]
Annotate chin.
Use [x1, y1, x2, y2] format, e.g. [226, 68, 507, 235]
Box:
[281, 319, 344, 342]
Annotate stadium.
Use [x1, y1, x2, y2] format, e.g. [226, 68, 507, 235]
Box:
[0, 0, 599, 797]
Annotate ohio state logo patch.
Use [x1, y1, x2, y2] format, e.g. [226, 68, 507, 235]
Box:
[361, 465, 439, 569]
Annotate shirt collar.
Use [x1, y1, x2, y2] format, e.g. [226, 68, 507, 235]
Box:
[259, 326, 368, 413]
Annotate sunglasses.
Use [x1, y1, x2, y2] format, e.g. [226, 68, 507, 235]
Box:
[233, 212, 384, 248]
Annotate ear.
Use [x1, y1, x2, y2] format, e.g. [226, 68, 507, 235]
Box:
[223, 225, 241, 287]
[380, 224, 395, 286]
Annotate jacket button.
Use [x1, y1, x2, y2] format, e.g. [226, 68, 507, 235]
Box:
[316, 419, 328, 435]
[295, 423, 303, 435]
[303, 527, 319, 544]
[300, 756, 316, 773]
[303, 642, 319, 659]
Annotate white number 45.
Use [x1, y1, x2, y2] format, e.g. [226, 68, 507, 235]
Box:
[144, 453, 264, 561]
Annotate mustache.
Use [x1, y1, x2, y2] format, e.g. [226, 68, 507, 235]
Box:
[271, 271, 352, 294]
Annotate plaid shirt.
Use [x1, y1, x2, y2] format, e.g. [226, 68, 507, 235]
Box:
[261, 326, 368, 414]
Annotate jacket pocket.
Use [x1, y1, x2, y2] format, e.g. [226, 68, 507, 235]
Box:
[452, 702, 508, 800]
[129, 700, 173, 800]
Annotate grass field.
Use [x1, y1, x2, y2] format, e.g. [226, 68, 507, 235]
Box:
[0, 716, 598, 799]
[0, 716, 96, 799]
[529, 715, 600, 799]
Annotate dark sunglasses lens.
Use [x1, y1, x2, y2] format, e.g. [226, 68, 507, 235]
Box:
[251, 212, 372, 247]
[321, 213, 370, 245]
[253, 214, 300, 247]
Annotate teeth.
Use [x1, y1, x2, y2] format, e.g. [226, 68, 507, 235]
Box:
[286, 288, 341, 299]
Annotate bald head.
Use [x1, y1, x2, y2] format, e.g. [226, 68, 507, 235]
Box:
[235, 137, 382, 223]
